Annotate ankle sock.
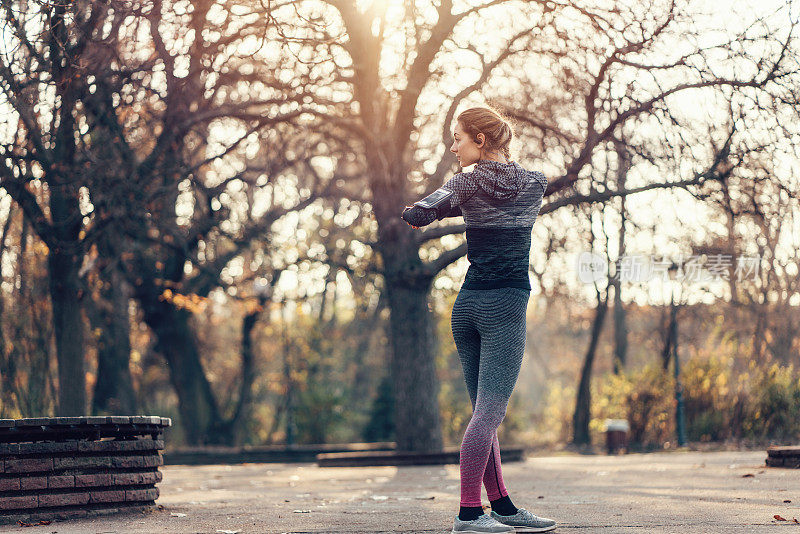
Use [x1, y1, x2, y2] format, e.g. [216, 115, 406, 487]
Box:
[490, 494, 518, 516]
[458, 505, 484, 521]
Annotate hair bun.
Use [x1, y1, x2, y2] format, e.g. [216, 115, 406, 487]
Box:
[457, 106, 514, 159]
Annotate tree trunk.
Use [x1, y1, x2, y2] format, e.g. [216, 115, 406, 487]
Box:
[48, 247, 86, 416]
[0, 205, 15, 417]
[572, 294, 609, 446]
[138, 293, 221, 444]
[612, 139, 630, 374]
[661, 303, 676, 370]
[47, 178, 87, 416]
[45, 2, 87, 417]
[753, 299, 768, 363]
[384, 279, 444, 452]
[217, 294, 266, 446]
[371, 174, 445, 452]
[612, 281, 628, 374]
[90, 266, 137, 415]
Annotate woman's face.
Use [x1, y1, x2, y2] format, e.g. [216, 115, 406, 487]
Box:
[450, 121, 484, 167]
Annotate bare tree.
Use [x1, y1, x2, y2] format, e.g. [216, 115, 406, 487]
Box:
[0, 0, 112, 414]
[0, 0, 334, 438]
[487, 0, 798, 445]
[0, 202, 57, 417]
[265, 0, 798, 451]
[691, 111, 800, 368]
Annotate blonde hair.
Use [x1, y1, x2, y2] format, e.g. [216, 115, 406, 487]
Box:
[456, 106, 514, 161]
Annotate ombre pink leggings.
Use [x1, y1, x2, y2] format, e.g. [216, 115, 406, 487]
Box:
[451, 287, 529, 507]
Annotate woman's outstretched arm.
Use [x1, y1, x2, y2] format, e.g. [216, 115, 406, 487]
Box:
[400, 172, 475, 228]
[401, 204, 462, 228]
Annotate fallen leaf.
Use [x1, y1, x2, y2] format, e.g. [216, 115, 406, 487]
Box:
[785, 500, 792, 503]
[414, 496, 435, 500]
[775, 515, 787, 521]
[742, 473, 754, 477]
[293, 510, 311, 513]
[538, 496, 544, 499]
[37, 521, 51, 525]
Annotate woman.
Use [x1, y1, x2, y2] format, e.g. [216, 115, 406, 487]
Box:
[402, 107, 556, 534]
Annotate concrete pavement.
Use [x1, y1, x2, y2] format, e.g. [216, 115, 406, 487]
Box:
[1, 450, 797, 533]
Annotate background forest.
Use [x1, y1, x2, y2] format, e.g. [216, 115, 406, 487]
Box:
[1, 0, 799, 452]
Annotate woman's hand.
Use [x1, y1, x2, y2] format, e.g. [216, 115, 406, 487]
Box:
[401, 206, 420, 229]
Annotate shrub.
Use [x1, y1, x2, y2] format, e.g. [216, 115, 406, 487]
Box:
[681, 355, 735, 442]
[742, 363, 800, 442]
[593, 364, 674, 449]
[540, 356, 800, 448]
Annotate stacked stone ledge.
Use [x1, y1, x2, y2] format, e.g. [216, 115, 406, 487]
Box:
[0, 416, 170, 524]
[766, 446, 800, 468]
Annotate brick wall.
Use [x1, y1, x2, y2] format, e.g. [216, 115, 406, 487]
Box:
[0, 416, 170, 524]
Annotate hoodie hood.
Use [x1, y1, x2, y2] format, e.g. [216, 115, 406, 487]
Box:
[471, 159, 531, 200]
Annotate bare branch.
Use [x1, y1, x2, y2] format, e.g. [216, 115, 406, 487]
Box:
[393, 0, 457, 149]
[0, 169, 52, 246]
[416, 223, 465, 245]
[422, 241, 467, 277]
[424, 27, 532, 193]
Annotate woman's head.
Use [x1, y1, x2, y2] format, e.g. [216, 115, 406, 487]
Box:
[450, 106, 514, 167]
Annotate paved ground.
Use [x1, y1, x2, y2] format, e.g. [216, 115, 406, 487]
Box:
[1, 450, 798, 533]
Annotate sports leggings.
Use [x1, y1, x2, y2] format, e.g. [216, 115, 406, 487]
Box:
[451, 286, 530, 507]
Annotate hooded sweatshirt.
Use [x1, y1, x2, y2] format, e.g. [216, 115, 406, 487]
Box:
[402, 159, 547, 290]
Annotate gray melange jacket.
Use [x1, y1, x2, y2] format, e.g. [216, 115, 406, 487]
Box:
[402, 159, 547, 290]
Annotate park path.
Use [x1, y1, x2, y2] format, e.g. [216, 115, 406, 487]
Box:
[1, 450, 797, 533]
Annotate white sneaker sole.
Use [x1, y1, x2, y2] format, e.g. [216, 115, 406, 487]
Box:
[510, 525, 556, 533]
[452, 530, 515, 534]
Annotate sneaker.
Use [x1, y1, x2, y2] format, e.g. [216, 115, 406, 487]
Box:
[453, 513, 516, 533]
[490, 508, 557, 532]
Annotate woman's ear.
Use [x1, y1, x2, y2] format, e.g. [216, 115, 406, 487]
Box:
[475, 133, 485, 148]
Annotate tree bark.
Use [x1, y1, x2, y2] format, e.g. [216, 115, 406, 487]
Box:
[46, 2, 87, 417]
[47, 244, 86, 416]
[384, 279, 444, 452]
[0, 206, 16, 417]
[90, 266, 137, 415]
[572, 293, 609, 446]
[374, 189, 445, 451]
[661, 303, 676, 370]
[612, 284, 627, 374]
[47, 173, 86, 416]
[612, 140, 630, 374]
[219, 290, 270, 446]
[135, 283, 221, 444]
